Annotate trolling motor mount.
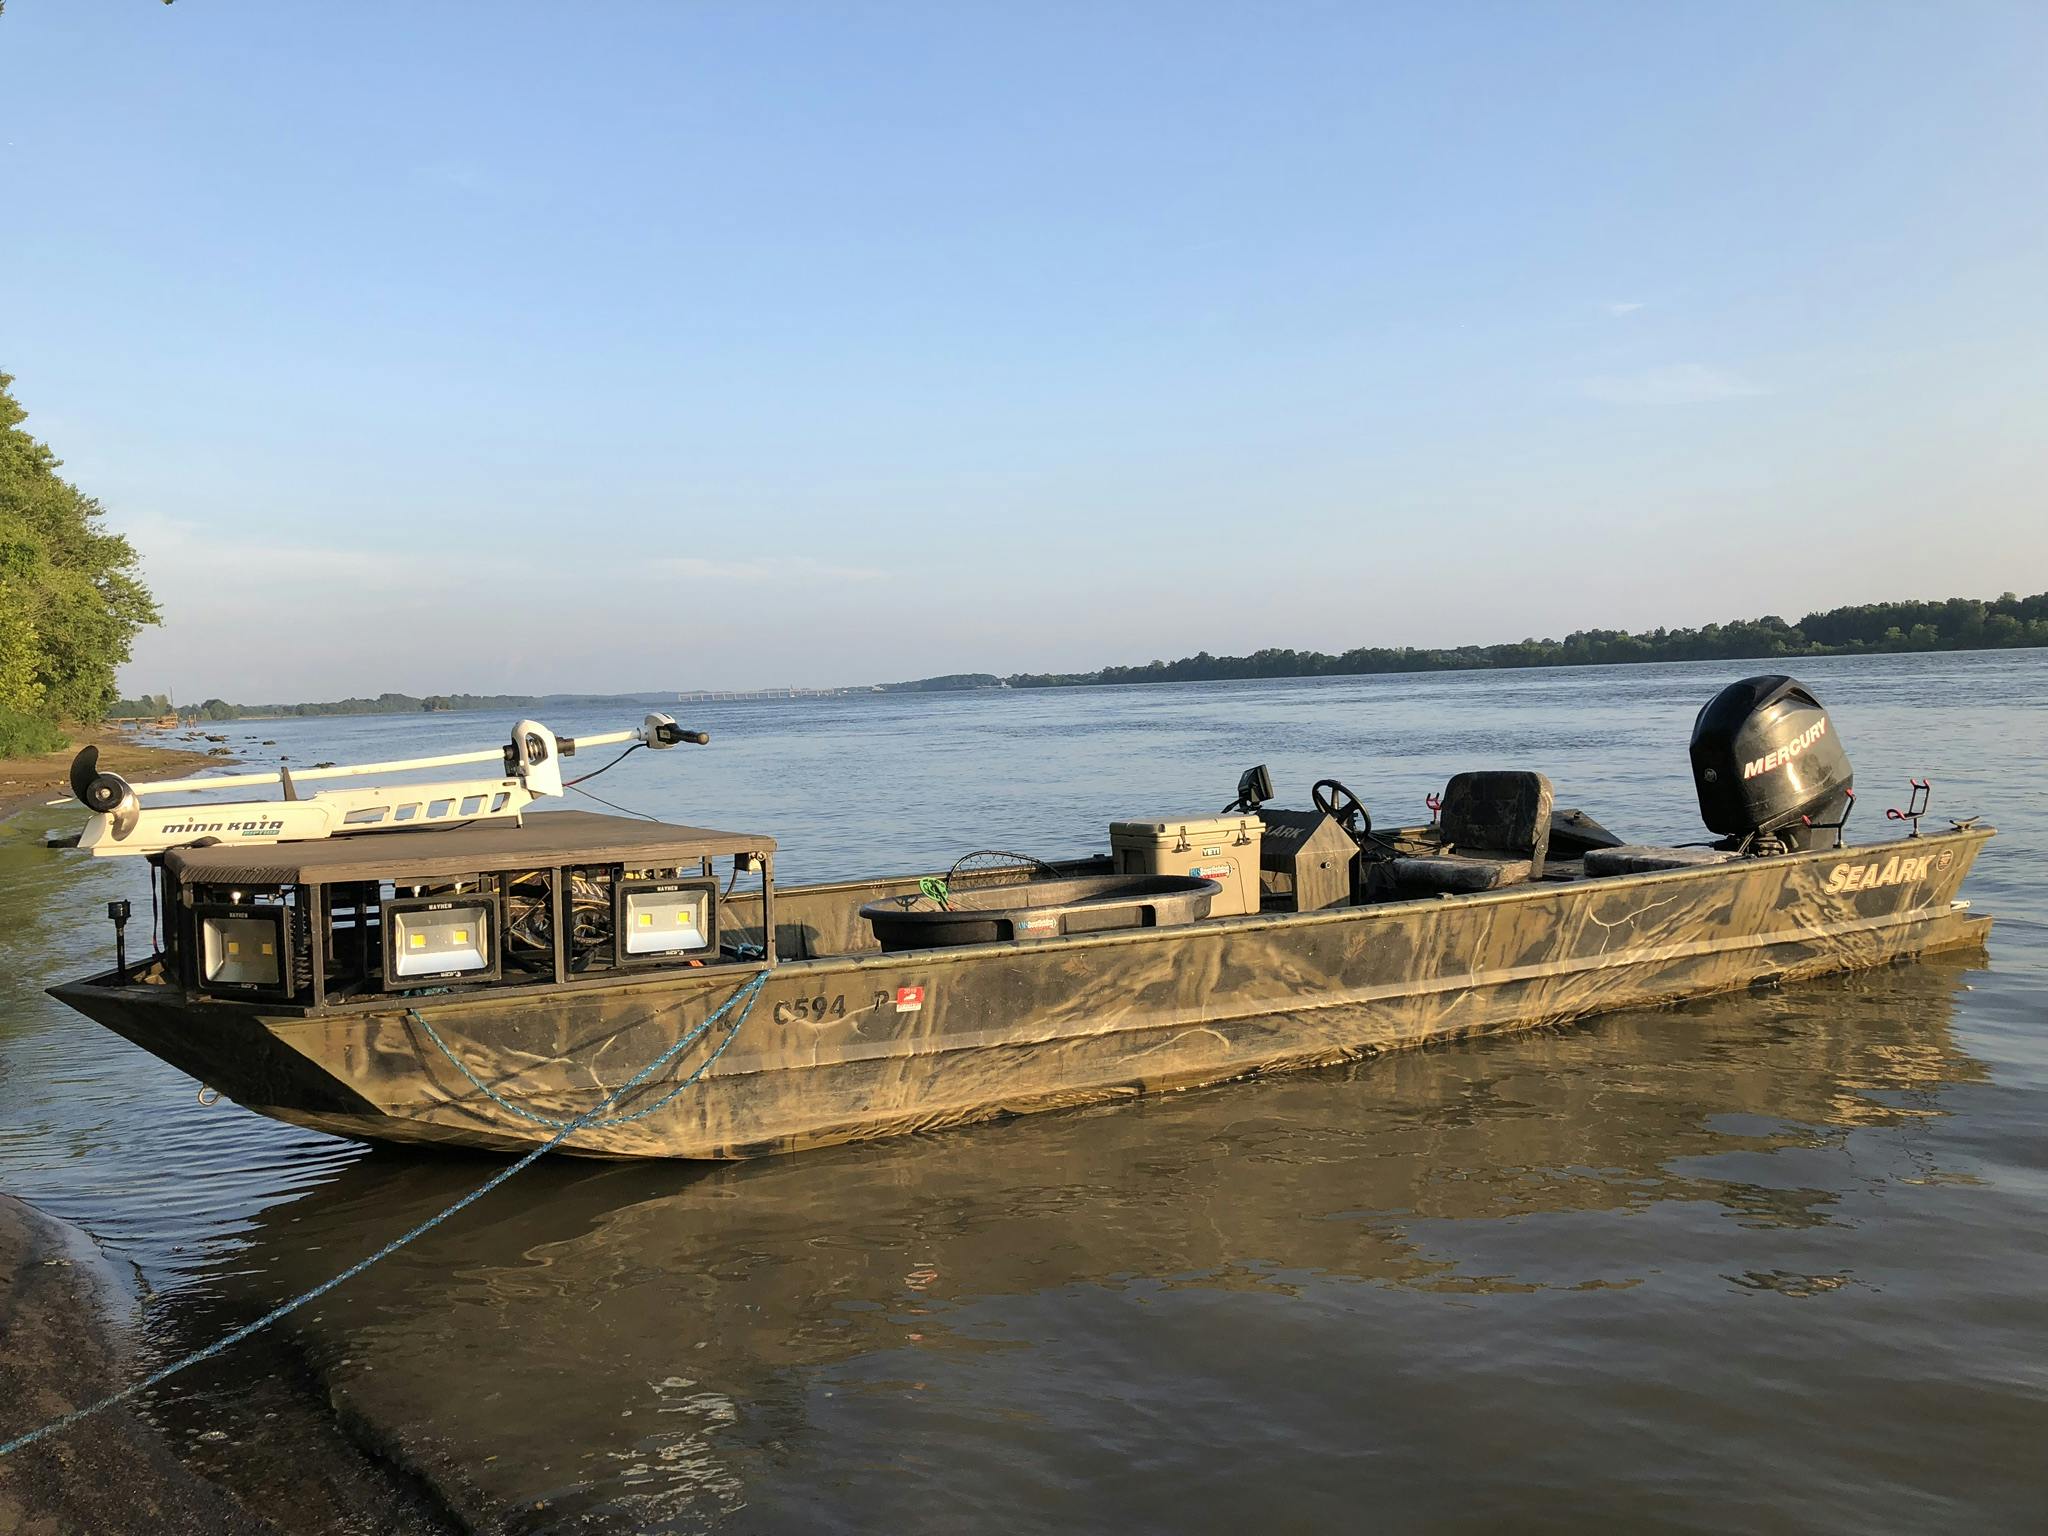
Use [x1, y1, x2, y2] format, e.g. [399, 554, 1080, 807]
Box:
[52, 713, 712, 859]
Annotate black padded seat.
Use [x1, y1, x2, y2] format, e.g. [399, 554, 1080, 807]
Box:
[1583, 844, 1736, 876]
[1392, 771, 1553, 895]
[1389, 854, 1534, 892]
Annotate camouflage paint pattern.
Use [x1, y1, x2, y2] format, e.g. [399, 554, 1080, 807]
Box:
[50, 826, 1994, 1160]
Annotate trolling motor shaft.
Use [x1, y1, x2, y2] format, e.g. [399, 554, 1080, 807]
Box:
[53, 714, 709, 858]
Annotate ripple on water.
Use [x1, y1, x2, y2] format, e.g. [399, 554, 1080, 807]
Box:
[2, 653, 2045, 1532]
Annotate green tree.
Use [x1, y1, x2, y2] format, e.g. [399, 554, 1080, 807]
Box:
[0, 537, 43, 713]
[0, 371, 160, 735]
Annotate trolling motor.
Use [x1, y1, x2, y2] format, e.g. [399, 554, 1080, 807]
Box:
[52, 714, 709, 858]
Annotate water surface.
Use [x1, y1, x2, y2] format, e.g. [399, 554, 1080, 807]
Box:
[2, 652, 2043, 1531]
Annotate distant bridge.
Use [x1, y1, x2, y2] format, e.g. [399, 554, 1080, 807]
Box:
[674, 686, 875, 702]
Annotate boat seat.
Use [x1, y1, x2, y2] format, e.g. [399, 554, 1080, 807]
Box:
[1389, 854, 1535, 892]
[1583, 844, 1737, 876]
[1391, 771, 1553, 894]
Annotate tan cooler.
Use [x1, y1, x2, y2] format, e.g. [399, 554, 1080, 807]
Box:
[1109, 814, 1263, 917]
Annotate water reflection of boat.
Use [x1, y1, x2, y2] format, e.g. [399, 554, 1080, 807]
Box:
[160, 957, 1991, 1531]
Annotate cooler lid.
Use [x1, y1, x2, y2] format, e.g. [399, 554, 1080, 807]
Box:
[1109, 815, 1260, 838]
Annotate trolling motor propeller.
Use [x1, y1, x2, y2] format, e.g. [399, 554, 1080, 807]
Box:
[69, 746, 141, 840]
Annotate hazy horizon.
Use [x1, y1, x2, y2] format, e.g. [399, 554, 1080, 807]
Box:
[4, 2, 2043, 700]
[98, 595, 2048, 708]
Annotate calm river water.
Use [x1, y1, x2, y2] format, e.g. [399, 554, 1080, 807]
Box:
[2, 652, 2044, 1533]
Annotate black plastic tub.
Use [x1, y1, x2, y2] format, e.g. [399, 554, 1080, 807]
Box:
[861, 874, 1220, 951]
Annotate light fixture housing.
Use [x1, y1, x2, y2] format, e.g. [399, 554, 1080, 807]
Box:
[381, 894, 500, 988]
[614, 876, 718, 964]
[195, 903, 294, 1000]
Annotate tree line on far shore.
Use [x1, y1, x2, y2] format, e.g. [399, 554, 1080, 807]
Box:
[7, 366, 2047, 755]
[108, 690, 540, 721]
[112, 592, 2048, 717]
[996, 593, 2048, 689]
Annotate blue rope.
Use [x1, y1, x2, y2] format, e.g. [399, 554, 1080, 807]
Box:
[408, 984, 749, 1130]
[0, 968, 768, 1459]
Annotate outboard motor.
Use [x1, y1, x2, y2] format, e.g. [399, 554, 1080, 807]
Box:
[1690, 675, 1853, 852]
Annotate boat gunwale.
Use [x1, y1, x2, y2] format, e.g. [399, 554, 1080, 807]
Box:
[51, 823, 1996, 1024]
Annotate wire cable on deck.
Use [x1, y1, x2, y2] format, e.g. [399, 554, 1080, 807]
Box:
[568, 782, 662, 821]
[566, 741, 643, 786]
[0, 968, 769, 1460]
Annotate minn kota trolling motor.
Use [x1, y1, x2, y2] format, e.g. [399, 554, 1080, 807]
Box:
[52, 714, 709, 858]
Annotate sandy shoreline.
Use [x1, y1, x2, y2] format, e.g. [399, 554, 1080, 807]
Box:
[2, 740, 463, 1534]
[0, 725, 234, 827]
[0, 1199, 462, 1536]
[0, 1194, 281, 1534]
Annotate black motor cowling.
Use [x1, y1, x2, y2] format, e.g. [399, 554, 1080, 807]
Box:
[1689, 675, 1852, 851]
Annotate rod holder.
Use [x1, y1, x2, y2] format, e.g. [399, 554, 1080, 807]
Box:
[107, 899, 131, 982]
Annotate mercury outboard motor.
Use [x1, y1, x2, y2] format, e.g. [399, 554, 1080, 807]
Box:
[1689, 675, 1853, 852]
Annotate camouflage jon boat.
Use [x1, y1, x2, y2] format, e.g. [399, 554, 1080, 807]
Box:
[47, 677, 1994, 1159]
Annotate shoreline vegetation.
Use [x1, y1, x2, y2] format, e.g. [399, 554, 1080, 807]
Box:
[109, 689, 542, 723]
[995, 591, 2048, 689]
[1, 372, 157, 760]
[7, 368, 2045, 746]
[103, 590, 2048, 726]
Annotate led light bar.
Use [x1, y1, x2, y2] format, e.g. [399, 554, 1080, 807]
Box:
[382, 895, 501, 988]
[615, 876, 718, 963]
[196, 904, 294, 1000]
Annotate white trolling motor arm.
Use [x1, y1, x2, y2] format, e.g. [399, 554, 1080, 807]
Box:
[51, 714, 709, 858]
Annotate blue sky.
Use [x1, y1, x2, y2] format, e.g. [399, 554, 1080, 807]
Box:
[3, 1, 2043, 698]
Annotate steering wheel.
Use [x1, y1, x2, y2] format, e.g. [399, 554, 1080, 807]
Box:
[1311, 778, 1372, 843]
